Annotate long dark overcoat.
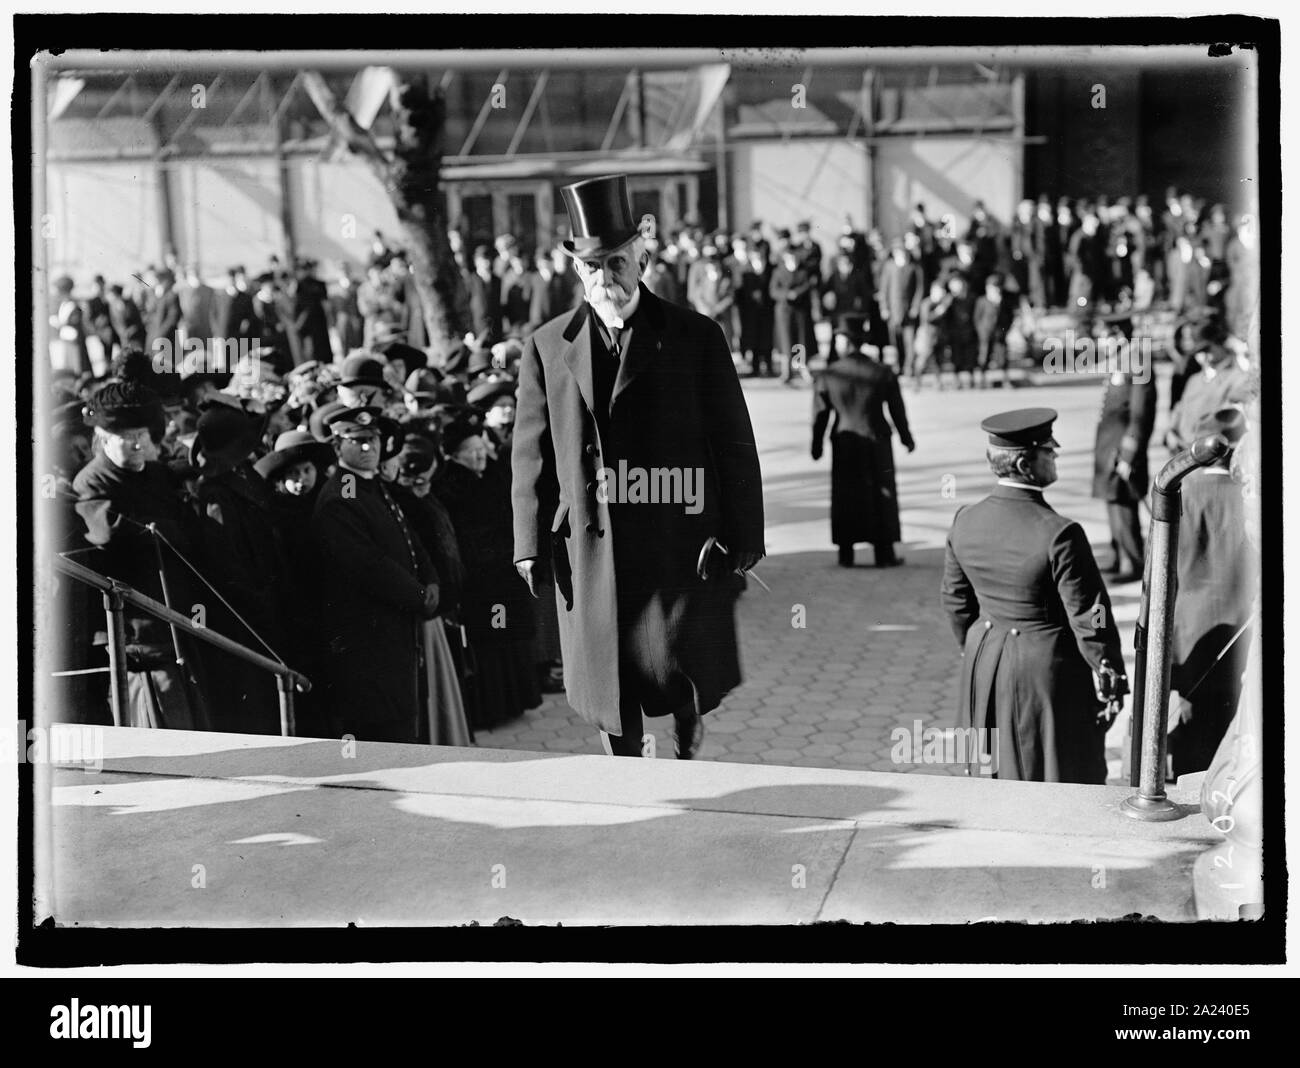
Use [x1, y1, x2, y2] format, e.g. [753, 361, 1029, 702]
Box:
[812, 355, 914, 547]
[512, 286, 764, 733]
[311, 469, 437, 741]
[1091, 371, 1157, 501]
[940, 483, 1124, 784]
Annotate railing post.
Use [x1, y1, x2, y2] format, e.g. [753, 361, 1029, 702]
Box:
[1122, 424, 1239, 822]
[1121, 499, 1182, 821]
[102, 587, 130, 728]
[276, 675, 296, 738]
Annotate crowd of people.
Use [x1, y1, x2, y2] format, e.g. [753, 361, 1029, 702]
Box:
[42, 182, 1260, 769]
[47, 230, 565, 742]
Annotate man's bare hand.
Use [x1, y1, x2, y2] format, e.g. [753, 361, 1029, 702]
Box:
[516, 558, 539, 597]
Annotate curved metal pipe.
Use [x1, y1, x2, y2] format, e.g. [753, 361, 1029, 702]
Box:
[1123, 424, 1239, 820]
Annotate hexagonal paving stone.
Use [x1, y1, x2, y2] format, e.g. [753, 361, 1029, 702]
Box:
[725, 739, 770, 754]
[808, 731, 853, 745]
[760, 748, 806, 764]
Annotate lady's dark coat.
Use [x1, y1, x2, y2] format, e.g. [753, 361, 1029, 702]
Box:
[812, 355, 914, 547]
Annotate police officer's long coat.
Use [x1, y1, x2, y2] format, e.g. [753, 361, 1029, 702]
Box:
[941, 483, 1124, 784]
[512, 286, 765, 733]
[312, 468, 437, 739]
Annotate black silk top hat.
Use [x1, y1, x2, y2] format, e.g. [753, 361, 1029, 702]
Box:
[561, 174, 640, 258]
[981, 408, 1060, 450]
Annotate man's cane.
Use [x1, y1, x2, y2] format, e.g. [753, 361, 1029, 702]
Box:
[697, 536, 771, 592]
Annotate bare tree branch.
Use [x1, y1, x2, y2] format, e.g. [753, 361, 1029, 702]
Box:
[301, 70, 391, 184]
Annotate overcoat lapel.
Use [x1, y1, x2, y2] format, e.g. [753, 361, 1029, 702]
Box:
[612, 285, 666, 407]
[560, 301, 597, 415]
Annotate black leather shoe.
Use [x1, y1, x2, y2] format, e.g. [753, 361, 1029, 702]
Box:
[837, 546, 855, 567]
[674, 710, 705, 759]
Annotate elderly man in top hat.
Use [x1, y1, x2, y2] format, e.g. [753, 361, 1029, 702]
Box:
[512, 173, 765, 758]
[940, 408, 1127, 784]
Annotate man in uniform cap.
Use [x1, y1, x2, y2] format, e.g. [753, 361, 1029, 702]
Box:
[940, 407, 1127, 783]
[311, 406, 441, 741]
[512, 172, 765, 759]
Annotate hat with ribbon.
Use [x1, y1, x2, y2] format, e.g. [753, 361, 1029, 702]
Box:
[253, 429, 335, 483]
[560, 174, 641, 259]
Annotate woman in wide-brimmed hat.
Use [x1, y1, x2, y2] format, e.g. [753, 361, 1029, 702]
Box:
[254, 429, 335, 500]
[252, 429, 335, 738]
[387, 432, 473, 747]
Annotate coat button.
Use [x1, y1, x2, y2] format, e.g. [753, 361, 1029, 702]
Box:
[984, 621, 992, 629]
[585, 444, 596, 456]
[586, 481, 595, 493]
[1010, 628, 1019, 636]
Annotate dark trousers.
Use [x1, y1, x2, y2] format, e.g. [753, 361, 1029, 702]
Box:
[1106, 500, 1144, 573]
[600, 663, 697, 757]
[601, 692, 647, 757]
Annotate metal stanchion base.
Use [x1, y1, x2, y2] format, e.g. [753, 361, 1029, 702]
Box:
[1120, 793, 1186, 822]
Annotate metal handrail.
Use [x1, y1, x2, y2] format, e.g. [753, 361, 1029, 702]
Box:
[53, 553, 310, 737]
[1122, 421, 1242, 821]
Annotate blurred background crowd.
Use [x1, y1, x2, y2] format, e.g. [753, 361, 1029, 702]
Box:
[41, 177, 1260, 747]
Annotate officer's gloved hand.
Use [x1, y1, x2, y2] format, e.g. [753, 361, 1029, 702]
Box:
[811, 441, 823, 462]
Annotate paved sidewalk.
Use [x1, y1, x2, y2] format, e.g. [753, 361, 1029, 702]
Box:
[478, 369, 1171, 781]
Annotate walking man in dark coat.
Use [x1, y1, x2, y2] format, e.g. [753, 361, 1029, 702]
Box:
[512, 174, 765, 758]
[312, 406, 441, 742]
[811, 317, 915, 568]
[1091, 320, 1157, 582]
[941, 409, 1127, 784]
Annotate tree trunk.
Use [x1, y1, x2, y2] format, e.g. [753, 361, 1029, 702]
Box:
[387, 75, 470, 364]
[302, 69, 469, 367]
